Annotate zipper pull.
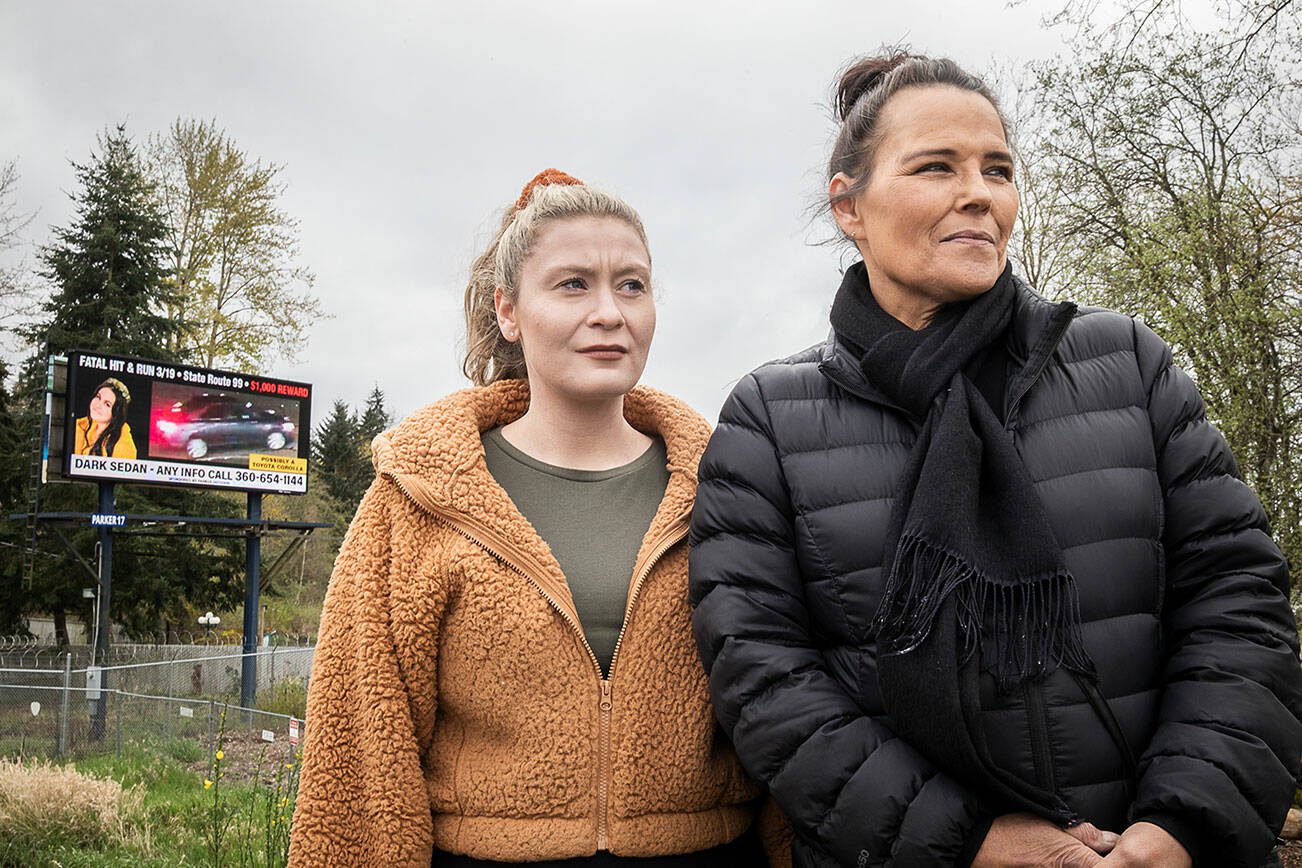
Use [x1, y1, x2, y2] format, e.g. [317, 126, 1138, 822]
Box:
[599, 680, 612, 711]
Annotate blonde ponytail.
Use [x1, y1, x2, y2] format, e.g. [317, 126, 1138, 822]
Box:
[462, 206, 527, 386]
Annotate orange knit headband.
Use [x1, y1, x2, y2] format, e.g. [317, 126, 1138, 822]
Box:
[514, 168, 584, 210]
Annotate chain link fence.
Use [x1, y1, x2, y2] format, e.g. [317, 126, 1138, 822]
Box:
[0, 633, 317, 670]
[0, 645, 313, 761]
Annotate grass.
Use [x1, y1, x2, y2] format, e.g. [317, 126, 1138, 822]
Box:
[253, 680, 306, 721]
[0, 757, 142, 865]
[0, 736, 298, 868]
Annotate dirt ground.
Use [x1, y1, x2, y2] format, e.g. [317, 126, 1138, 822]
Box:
[1280, 841, 1302, 867]
[190, 726, 299, 787]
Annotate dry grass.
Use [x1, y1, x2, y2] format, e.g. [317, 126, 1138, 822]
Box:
[0, 756, 143, 850]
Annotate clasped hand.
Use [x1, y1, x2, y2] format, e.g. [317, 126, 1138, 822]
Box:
[972, 813, 1192, 867]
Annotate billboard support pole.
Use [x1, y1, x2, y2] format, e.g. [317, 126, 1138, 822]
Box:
[240, 492, 262, 710]
[90, 481, 114, 740]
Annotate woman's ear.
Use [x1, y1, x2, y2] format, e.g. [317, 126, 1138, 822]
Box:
[829, 172, 865, 241]
[494, 287, 519, 342]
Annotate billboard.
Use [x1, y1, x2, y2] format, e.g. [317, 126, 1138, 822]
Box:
[62, 351, 312, 495]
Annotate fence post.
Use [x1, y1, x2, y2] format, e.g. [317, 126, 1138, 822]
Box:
[58, 651, 72, 756]
[167, 659, 175, 741]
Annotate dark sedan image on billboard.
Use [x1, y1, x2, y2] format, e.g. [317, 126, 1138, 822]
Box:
[149, 384, 300, 466]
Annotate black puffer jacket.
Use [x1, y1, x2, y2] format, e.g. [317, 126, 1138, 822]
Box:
[690, 279, 1302, 868]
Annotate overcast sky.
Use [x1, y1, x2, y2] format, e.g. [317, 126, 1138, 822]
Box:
[0, 1, 1071, 424]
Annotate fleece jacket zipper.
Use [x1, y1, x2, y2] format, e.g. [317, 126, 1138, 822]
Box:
[383, 469, 688, 852]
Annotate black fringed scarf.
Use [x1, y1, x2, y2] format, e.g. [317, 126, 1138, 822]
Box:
[831, 261, 1096, 817]
[832, 260, 1097, 815]
[831, 261, 1094, 691]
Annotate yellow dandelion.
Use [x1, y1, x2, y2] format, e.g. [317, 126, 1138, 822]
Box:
[280, 797, 288, 807]
[204, 779, 213, 789]
[215, 750, 224, 760]
[285, 762, 294, 769]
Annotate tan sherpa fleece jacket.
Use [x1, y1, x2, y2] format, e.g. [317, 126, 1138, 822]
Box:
[288, 380, 763, 866]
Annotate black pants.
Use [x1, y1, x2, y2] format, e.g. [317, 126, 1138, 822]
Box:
[431, 827, 765, 867]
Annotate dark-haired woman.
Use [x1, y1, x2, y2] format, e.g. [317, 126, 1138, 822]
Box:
[73, 378, 136, 458]
[290, 170, 766, 867]
[690, 52, 1302, 868]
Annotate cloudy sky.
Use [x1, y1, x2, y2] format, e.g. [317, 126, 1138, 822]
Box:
[1, 1, 1070, 424]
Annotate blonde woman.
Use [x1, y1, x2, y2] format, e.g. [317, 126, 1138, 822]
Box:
[289, 170, 764, 867]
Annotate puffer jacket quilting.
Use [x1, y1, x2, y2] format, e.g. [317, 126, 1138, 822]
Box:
[689, 279, 1302, 868]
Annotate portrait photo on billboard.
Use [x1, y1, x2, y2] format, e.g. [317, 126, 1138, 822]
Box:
[71, 374, 146, 460]
[62, 351, 312, 495]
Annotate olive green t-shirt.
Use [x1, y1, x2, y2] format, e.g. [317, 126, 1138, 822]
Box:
[481, 428, 670, 674]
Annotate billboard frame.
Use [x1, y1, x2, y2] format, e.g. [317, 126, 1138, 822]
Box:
[61, 349, 312, 496]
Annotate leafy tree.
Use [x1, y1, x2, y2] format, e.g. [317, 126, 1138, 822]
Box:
[1012, 1, 1302, 574]
[0, 164, 34, 634]
[0, 159, 34, 332]
[147, 118, 325, 372]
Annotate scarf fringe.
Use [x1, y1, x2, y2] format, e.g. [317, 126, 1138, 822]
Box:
[874, 534, 1096, 693]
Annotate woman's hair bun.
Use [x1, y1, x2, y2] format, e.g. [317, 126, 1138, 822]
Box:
[835, 49, 918, 121]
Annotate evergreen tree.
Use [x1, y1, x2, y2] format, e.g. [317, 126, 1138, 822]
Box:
[357, 385, 391, 442]
[0, 358, 29, 635]
[313, 399, 368, 513]
[109, 483, 245, 638]
[25, 125, 180, 361]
